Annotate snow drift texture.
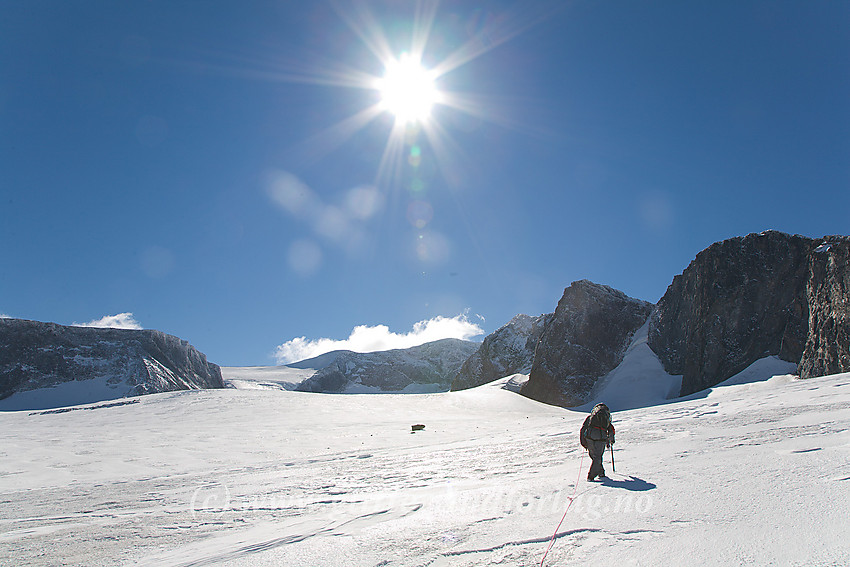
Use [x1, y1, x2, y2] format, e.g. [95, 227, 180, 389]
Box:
[0, 318, 223, 407]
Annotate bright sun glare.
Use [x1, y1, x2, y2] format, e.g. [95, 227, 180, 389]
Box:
[376, 53, 440, 125]
[256, 2, 548, 186]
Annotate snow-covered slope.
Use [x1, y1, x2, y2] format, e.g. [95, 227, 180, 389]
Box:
[225, 340, 478, 394]
[295, 338, 478, 393]
[582, 320, 682, 412]
[221, 365, 318, 391]
[584, 320, 798, 412]
[0, 318, 223, 411]
[1, 369, 848, 566]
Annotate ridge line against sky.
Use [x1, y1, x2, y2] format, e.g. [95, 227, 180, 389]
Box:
[0, 310, 485, 365]
[1, 1, 848, 366]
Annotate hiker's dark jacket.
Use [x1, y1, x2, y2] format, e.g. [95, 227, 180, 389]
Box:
[582, 415, 615, 444]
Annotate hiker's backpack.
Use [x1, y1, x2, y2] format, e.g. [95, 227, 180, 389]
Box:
[579, 417, 589, 448]
[583, 403, 611, 444]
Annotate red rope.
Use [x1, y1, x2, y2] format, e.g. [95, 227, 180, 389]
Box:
[540, 452, 584, 567]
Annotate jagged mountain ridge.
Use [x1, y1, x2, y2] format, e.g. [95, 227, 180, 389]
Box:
[6, 231, 848, 409]
[451, 281, 653, 407]
[450, 313, 550, 392]
[455, 231, 850, 407]
[0, 318, 223, 409]
[295, 338, 478, 393]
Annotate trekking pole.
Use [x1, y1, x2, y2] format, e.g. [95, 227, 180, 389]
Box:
[610, 443, 615, 474]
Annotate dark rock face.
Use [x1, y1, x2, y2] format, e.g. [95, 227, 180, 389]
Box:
[0, 318, 224, 404]
[648, 231, 839, 396]
[451, 313, 550, 391]
[520, 280, 653, 406]
[799, 237, 850, 378]
[296, 338, 478, 393]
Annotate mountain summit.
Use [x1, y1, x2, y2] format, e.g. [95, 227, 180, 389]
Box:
[455, 231, 850, 408]
[0, 319, 223, 410]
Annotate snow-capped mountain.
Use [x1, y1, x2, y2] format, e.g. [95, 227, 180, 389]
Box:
[295, 338, 479, 393]
[0, 318, 223, 410]
[451, 313, 550, 391]
[221, 351, 349, 391]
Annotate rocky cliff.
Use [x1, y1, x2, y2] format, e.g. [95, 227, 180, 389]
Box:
[295, 338, 478, 393]
[649, 231, 850, 396]
[451, 313, 550, 391]
[798, 237, 850, 378]
[0, 318, 224, 407]
[520, 280, 653, 406]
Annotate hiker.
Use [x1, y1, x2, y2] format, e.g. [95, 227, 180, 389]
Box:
[580, 402, 615, 481]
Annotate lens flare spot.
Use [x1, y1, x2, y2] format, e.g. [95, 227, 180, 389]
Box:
[345, 185, 383, 219]
[288, 239, 323, 277]
[407, 200, 434, 229]
[266, 170, 319, 217]
[315, 205, 350, 243]
[414, 231, 450, 264]
[140, 246, 175, 279]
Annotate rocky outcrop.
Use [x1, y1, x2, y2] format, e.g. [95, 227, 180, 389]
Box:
[0, 318, 224, 405]
[295, 338, 478, 393]
[451, 314, 550, 391]
[647, 231, 850, 396]
[799, 237, 850, 378]
[520, 280, 653, 406]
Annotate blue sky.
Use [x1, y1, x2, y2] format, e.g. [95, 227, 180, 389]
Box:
[2, 1, 848, 366]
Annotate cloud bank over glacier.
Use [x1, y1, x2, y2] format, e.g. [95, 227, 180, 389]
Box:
[274, 313, 484, 364]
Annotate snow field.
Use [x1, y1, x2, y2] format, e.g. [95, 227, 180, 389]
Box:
[1, 370, 849, 566]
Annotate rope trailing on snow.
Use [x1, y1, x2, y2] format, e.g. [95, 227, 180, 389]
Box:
[540, 452, 585, 567]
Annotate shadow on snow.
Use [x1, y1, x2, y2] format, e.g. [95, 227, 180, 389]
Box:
[600, 475, 656, 491]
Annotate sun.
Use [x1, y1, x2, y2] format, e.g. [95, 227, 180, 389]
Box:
[375, 52, 441, 125]
[248, 2, 551, 186]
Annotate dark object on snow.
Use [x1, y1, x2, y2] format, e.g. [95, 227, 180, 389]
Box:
[411, 424, 425, 431]
[581, 403, 615, 481]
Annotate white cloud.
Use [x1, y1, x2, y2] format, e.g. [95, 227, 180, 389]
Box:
[273, 313, 484, 364]
[75, 312, 143, 330]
